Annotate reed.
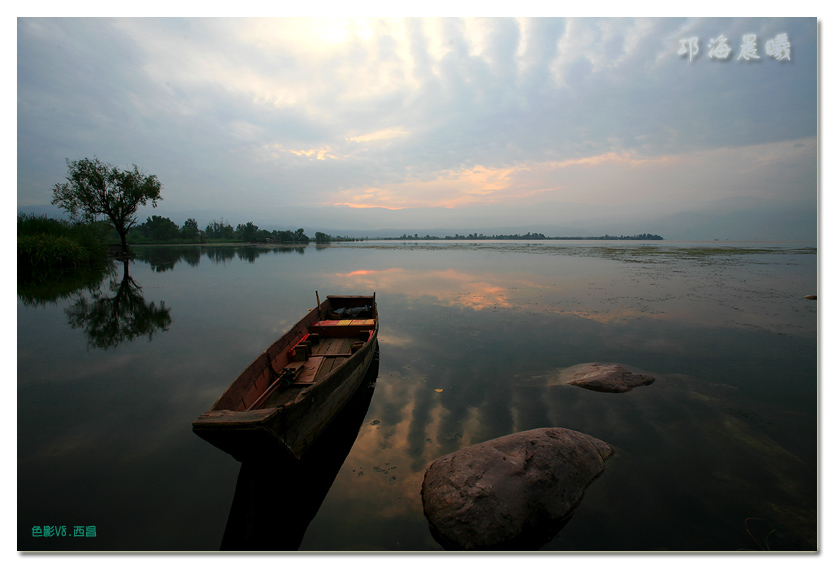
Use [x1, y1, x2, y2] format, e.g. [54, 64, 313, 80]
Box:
[17, 214, 108, 269]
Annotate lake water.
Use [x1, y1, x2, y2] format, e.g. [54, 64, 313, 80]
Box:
[17, 240, 818, 552]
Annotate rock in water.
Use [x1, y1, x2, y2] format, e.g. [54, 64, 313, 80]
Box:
[566, 362, 655, 393]
[421, 428, 614, 550]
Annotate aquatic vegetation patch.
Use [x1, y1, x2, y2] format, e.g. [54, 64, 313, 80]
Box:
[18, 214, 108, 269]
[345, 242, 815, 268]
[568, 245, 810, 264]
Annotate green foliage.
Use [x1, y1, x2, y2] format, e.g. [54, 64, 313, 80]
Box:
[272, 229, 293, 242]
[52, 156, 163, 251]
[18, 214, 67, 238]
[272, 228, 309, 243]
[205, 219, 234, 239]
[121, 214, 353, 246]
[181, 218, 201, 241]
[17, 214, 107, 269]
[236, 221, 259, 242]
[18, 234, 89, 268]
[133, 215, 180, 241]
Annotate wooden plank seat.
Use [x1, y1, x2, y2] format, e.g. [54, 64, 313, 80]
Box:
[310, 336, 353, 356]
[291, 356, 323, 385]
[275, 329, 373, 398]
[310, 320, 376, 339]
[246, 356, 323, 410]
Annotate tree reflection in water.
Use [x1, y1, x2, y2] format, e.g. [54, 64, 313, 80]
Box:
[64, 260, 172, 350]
[17, 260, 114, 308]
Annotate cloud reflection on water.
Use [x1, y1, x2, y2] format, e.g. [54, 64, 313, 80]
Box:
[336, 267, 521, 310]
[329, 247, 816, 335]
[310, 360, 816, 550]
[303, 248, 817, 549]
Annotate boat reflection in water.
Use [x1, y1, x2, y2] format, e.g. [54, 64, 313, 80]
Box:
[220, 352, 380, 551]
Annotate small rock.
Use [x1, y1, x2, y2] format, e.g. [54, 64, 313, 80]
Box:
[421, 428, 613, 550]
[566, 362, 655, 393]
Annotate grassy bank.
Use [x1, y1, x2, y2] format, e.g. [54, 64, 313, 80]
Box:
[18, 214, 109, 269]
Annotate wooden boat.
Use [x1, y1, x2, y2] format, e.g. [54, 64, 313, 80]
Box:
[193, 294, 379, 461]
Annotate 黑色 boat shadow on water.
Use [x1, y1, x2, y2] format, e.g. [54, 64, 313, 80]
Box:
[220, 353, 380, 551]
[190, 293, 382, 549]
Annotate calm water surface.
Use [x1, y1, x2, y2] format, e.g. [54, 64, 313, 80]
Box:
[17, 241, 818, 551]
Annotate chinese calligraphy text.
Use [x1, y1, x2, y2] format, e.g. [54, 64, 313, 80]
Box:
[679, 33, 791, 62]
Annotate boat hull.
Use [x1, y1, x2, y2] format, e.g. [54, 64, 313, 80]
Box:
[193, 295, 379, 461]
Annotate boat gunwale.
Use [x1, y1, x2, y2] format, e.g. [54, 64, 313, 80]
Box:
[193, 295, 378, 428]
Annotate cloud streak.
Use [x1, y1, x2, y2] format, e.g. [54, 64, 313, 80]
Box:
[17, 17, 817, 238]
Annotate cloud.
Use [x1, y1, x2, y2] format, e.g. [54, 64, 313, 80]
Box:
[328, 164, 527, 209]
[346, 127, 410, 144]
[321, 135, 815, 212]
[16, 17, 817, 237]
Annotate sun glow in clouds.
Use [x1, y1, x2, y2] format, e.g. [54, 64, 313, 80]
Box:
[289, 147, 340, 160]
[324, 136, 817, 212]
[270, 143, 347, 161]
[325, 152, 669, 210]
[312, 18, 373, 44]
[346, 127, 410, 144]
[329, 164, 525, 209]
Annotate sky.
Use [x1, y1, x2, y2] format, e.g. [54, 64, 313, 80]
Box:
[16, 15, 819, 240]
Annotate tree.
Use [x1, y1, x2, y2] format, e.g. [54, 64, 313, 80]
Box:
[140, 215, 179, 241]
[181, 218, 200, 241]
[52, 157, 163, 254]
[293, 228, 308, 243]
[236, 221, 259, 242]
[206, 219, 234, 240]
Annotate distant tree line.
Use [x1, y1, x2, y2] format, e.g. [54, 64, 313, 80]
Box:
[392, 232, 664, 241]
[552, 233, 664, 240]
[127, 216, 361, 245]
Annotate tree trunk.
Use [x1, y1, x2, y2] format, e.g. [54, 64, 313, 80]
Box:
[119, 229, 130, 255]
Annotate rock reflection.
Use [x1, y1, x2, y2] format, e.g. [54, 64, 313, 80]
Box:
[65, 260, 172, 350]
[429, 514, 573, 551]
[220, 355, 380, 551]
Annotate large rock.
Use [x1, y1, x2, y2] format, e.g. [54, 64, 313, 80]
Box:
[421, 428, 613, 550]
[565, 362, 655, 393]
